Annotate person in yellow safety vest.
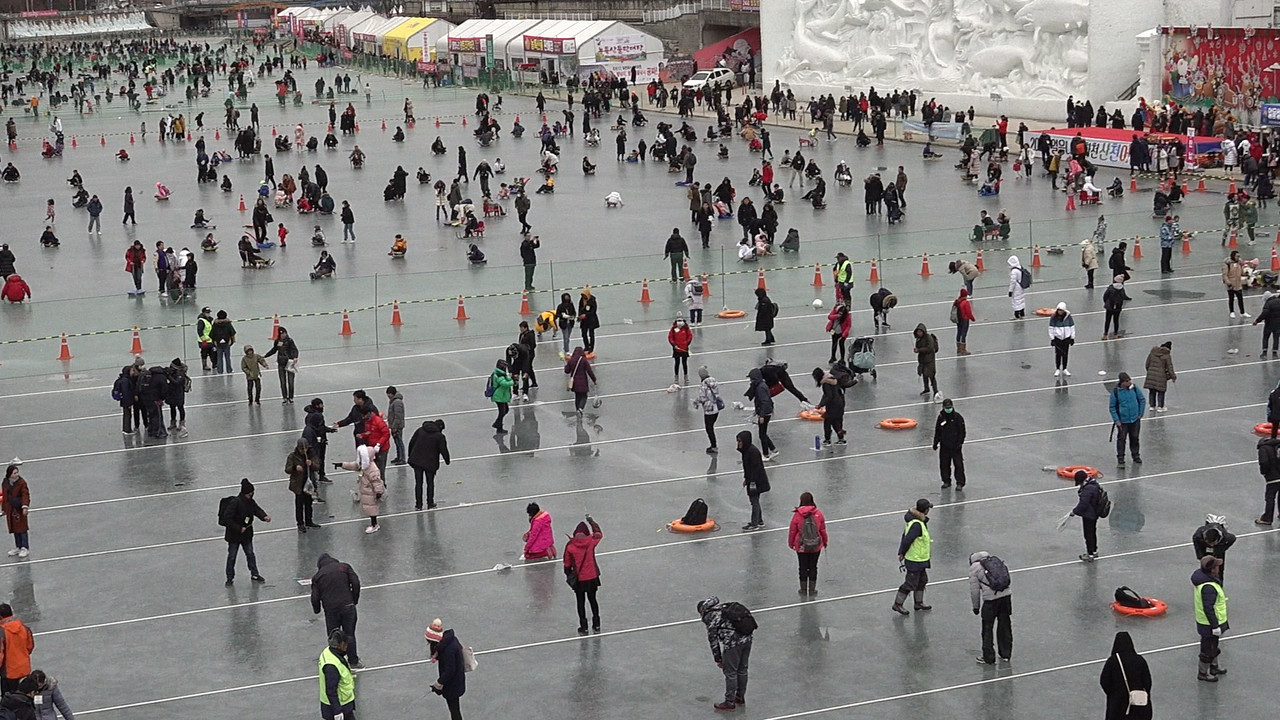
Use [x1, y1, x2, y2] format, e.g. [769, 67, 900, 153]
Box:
[1193, 556, 1228, 682]
[318, 629, 356, 719]
[196, 306, 215, 372]
[892, 498, 933, 615]
[833, 252, 853, 304]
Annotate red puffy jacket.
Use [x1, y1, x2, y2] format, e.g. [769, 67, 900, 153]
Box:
[1, 275, 30, 303]
[360, 412, 391, 451]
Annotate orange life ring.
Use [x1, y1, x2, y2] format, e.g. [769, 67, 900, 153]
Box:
[879, 418, 918, 430]
[799, 409, 825, 421]
[1255, 422, 1273, 437]
[1057, 465, 1103, 480]
[717, 310, 746, 319]
[669, 519, 718, 533]
[1111, 598, 1168, 617]
[1034, 308, 1054, 316]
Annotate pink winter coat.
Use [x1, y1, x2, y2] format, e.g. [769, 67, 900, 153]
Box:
[523, 510, 556, 559]
[787, 505, 828, 553]
[825, 308, 851, 339]
[341, 445, 384, 517]
[563, 523, 603, 581]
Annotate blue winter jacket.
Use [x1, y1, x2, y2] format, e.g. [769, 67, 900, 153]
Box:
[1109, 384, 1146, 424]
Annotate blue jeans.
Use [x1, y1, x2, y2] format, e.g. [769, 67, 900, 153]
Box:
[561, 326, 573, 355]
[391, 430, 405, 462]
[215, 345, 232, 373]
[956, 319, 970, 344]
[226, 538, 260, 580]
[12, 532, 28, 549]
[343, 223, 355, 242]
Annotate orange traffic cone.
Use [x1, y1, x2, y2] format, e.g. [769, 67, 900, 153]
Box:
[461, 117, 467, 127]
[1129, 176, 1138, 192]
[215, 129, 221, 141]
[1031, 245, 1042, 268]
[268, 314, 280, 340]
[919, 253, 931, 276]
[454, 296, 469, 321]
[100, 135, 105, 146]
[975, 249, 985, 271]
[682, 256, 692, 281]
[327, 123, 333, 133]
[129, 327, 144, 354]
[1196, 177, 1206, 192]
[339, 310, 355, 335]
[1182, 179, 1190, 196]
[56, 333, 72, 361]
[271, 125, 277, 137]
[390, 301, 404, 326]
[1229, 181, 1237, 195]
[1132, 238, 1143, 260]
[1065, 193, 1076, 211]
[1182, 234, 1192, 254]
[70, 136, 77, 149]
[1271, 247, 1279, 272]
[811, 262, 824, 286]
[757, 269, 767, 290]
[238, 194, 246, 212]
[1228, 227, 1239, 249]
[434, 117, 440, 128]
[638, 279, 652, 303]
[868, 260, 880, 283]
[381, 120, 386, 131]
[518, 291, 532, 315]
[1275, 227, 1280, 245]
[701, 274, 711, 298]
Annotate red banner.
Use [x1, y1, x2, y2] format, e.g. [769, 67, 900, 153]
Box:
[728, 0, 758, 10]
[448, 37, 486, 53]
[20, 9, 58, 17]
[523, 36, 577, 55]
[1160, 26, 1280, 114]
[417, 61, 438, 73]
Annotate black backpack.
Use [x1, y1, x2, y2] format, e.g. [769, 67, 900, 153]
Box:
[1018, 266, 1032, 289]
[830, 363, 856, 389]
[135, 368, 153, 397]
[1259, 439, 1280, 476]
[111, 375, 130, 402]
[719, 601, 757, 636]
[681, 498, 708, 526]
[218, 495, 237, 527]
[1114, 586, 1153, 609]
[1094, 485, 1112, 518]
[979, 555, 1011, 592]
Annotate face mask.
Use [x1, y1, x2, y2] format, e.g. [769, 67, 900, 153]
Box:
[944, 408, 953, 414]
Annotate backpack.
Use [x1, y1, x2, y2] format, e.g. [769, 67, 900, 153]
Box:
[1018, 266, 1032, 289]
[719, 601, 757, 636]
[770, 301, 779, 317]
[135, 367, 153, 397]
[830, 362, 856, 389]
[168, 367, 192, 393]
[1114, 586, 1154, 609]
[690, 281, 703, 296]
[1259, 439, 1280, 476]
[483, 373, 496, 398]
[1094, 485, 1112, 518]
[978, 555, 1011, 592]
[111, 375, 129, 402]
[217, 495, 237, 527]
[949, 302, 959, 324]
[681, 498, 708, 526]
[929, 334, 939, 354]
[799, 512, 822, 551]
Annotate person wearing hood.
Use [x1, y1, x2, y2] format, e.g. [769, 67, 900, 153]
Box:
[383, 386, 406, 465]
[318, 629, 356, 720]
[0, 244, 14, 280]
[1099, 631, 1152, 717]
[311, 553, 363, 669]
[1080, 236, 1100, 288]
[1007, 256, 1027, 319]
[913, 323, 941, 401]
[952, 289, 975, 355]
[968, 551, 1012, 664]
[787, 492, 828, 595]
[488, 359, 515, 432]
[1252, 289, 1280, 356]
[338, 444, 384, 534]
[744, 368, 778, 461]
[1102, 275, 1131, 340]
[1, 274, 30, 304]
[693, 366, 724, 453]
[563, 348, 597, 416]
[754, 287, 776, 345]
[663, 228, 689, 282]
[302, 399, 337, 484]
[1069, 469, 1104, 561]
[563, 515, 603, 634]
[0, 675, 36, 720]
[1048, 302, 1077, 377]
[27, 670, 73, 720]
[221, 478, 270, 586]
[555, 292, 577, 358]
[1108, 242, 1132, 282]
[262, 326, 299, 404]
[1192, 556, 1228, 682]
[577, 287, 599, 353]
[893, 499, 934, 614]
[432, 625, 467, 720]
[697, 596, 754, 711]
[869, 287, 896, 329]
[738, 431, 771, 530]
[812, 367, 846, 446]
[287, 438, 320, 533]
[933, 398, 966, 489]
[522, 502, 556, 559]
[1109, 371, 1145, 467]
[408, 419, 450, 510]
[1142, 342, 1176, 412]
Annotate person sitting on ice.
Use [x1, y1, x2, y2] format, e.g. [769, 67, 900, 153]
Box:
[604, 191, 624, 208]
[1, 274, 31, 303]
[192, 209, 211, 228]
[388, 234, 408, 257]
[467, 243, 486, 264]
[153, 182, 172, 201]
[201, 233, 218, 251]
[39, 226, 60, 247]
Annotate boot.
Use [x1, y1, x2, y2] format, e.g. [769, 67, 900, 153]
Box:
[891, 590, 910, 614]
[799, 580, 808, 596]
[808, 580, 818, 596]
[913, 590, 932, 610]
[957, 342, 970, 355]
[1198, 661, 1218, 682]
[1211, 663, 1226, 676]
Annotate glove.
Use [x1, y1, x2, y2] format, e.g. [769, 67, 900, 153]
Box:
[332, 462, 342, 469]
[1008, 291, 1013, 297]
[932, 444, 938, 451]
[973, 608, 980, 616]
[1212, 627, 1222, 637]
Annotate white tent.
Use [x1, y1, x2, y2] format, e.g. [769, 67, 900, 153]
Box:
[336, 9, 378, 49]
[437, 18, 542, 80]
[343, 13, 389, 50]
[319, 9, 354, 35]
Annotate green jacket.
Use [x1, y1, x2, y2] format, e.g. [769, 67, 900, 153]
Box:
[1241, 200, 1258, 225]
[489, 368, 514, 403]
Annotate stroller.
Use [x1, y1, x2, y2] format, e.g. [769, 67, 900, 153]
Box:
[848, 337, 877, 379]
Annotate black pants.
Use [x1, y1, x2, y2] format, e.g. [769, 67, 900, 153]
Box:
[1160, 246, 1174, 272]
[830, 335, 845, 362]
[493, 402, 509, 430]
[574, 391, 588, 412]
[1052, 338, 1071, 369]
[294, 492, 313, 526]
[1147, 389, 1165, 409]
[1199, 634, 1220, 664]
[169, 402, 186, 425]
[413, 466, 437, 508]
[581, 327, 596, 352]
[122, 406, 135, 432]
[939, 446, 966, 487]
[518, 210, 530, 233]
[1229, 290, 1245, 314]
[1085, 268, 1095, 287]
[1103, 308, 1122, 336]
[980, 595, 1013, 662]
[574, 581, 600, 628]
[1081, 517, 1098, 554]
[703, 413, 718, 448]
[898, 568, 928, 593]
[797, 551, 819, 583]
[1263, 480, 1280, 522]
[757, 416, 776, 455]
[156, 269, 168, 293]
[1116, 419, 1140, 460]
[823, 411, 844, 443]
[444, 696, 463, 720]
[277, 364, 294, 400]
[673, 351, 688, 377]
[324, 604, 359, 664]
[1263, 326, 1279, 353]
[246, 377, 261, 403]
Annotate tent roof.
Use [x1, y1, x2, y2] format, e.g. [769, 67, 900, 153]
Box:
[447, 18, 543, 49]
[319, 8, 353, 31]
[383, 16, 435, 43]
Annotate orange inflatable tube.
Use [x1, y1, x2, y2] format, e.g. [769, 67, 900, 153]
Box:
[879, 418, 918, 430]
[669, 519, 718, 533]
[799, 409, 825, 421]
[1111, 598, 1167, 617]
[717, 310, 746, 319]
[1034, 308, 1054, 316]
[1057, 465, 1102, 480]
[1255, 423, 1273, 437]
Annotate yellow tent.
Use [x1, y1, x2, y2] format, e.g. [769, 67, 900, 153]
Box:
[383, 17, 437, 61]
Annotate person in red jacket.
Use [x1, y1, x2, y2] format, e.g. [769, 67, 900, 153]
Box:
[124, 240, 146, 294]
[825, 303, 851, 363]
[954, 288, 976, 355]
[0, 274, 30, 303]
[357, 405, 390, 478]
[787, 492, 828, 596]
[669, 316, 693, 384]
[760, 161, 774, 193]
[563, 515, 603, 634]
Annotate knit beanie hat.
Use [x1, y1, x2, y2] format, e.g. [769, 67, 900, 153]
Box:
[697, 366, 710, 380]
[240, 478, 254, 495]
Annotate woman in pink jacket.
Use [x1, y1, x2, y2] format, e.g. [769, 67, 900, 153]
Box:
[522, 502, 556, 559]
[787, 492, 829, 596]
[563, 515, 603, 634]
[340, 443, 385, 534]
[825, 303, 851, 364]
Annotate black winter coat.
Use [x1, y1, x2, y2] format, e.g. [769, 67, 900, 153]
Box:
[1072, 480, 1101, 520]
[737, 432, 770, 495]
[933, 410, 965, 450]
[310, 553, 360, 612]
[408, 420, 450, 472]
[754, 292, 775, 331]
[436, 630, 467, 699]
[222, 493, 267, 543]
[1099, 650, 1152, 720]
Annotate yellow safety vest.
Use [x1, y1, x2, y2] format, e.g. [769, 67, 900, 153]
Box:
[1193, 580, 1227, 626]
[834, 260, 853, 283]
[903, 518, 932, 562]
[318, 647, 355, 707]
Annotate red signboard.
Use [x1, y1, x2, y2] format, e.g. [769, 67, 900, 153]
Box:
[728, 0, 759, 10]
[448, 37, 486, 53]
[523, 35, 577, 55]
[20, 9, 58, 17]
[417, 61, 438, 73]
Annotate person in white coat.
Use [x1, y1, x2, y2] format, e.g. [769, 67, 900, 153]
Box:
[1222, 137, 1238, 174]
[1008, 255, 1027, 319]
[1047, 301, 1077, 377]
[340, 444, 385, 534]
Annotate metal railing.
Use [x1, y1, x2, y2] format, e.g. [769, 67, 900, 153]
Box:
[641, 0, 728, 23]
[497, 10, 596, 20]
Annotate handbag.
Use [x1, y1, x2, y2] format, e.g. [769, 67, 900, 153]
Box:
[567, 357, 582, 391]
[564, 563, 578, 589]
[1117, 654, 1149, 708]
[461, 645, 478, 672]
